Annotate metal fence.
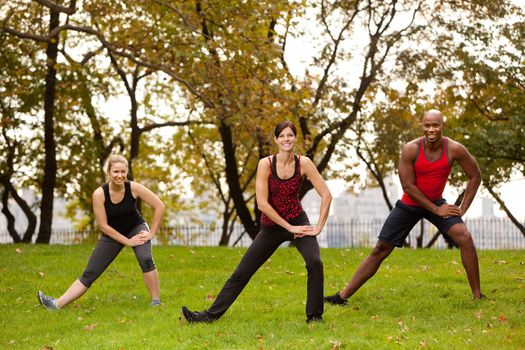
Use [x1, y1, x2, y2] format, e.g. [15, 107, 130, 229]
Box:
[1, 217, 524, 249]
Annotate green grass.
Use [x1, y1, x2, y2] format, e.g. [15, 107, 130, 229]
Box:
[0, 244, 524, 349]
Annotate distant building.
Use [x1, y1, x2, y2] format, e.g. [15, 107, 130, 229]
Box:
[481, 196, 495, 217]
[333, 175, 398, 220]
[302, 175, 399, 221]
[301, 175, 399, 247]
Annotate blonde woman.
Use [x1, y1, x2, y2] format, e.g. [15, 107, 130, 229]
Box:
[37, 155, 165, 309]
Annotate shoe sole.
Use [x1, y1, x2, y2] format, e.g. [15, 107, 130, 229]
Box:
[180, 306, 193, 323]
[323, 298, 348, 306]
[36, 291, 44, 307]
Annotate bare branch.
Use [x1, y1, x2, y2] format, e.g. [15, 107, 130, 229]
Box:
[3, 23, 215, 108]
[140, 120, 211, 133]
[32, 0, 77, 15]
[2, 24, 48, 41]
[187, 129, 226, 203]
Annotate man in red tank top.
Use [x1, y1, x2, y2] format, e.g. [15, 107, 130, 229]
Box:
[325, 109, 485, 306]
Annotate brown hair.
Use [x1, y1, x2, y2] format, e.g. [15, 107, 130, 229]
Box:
[274, 121, 297, 138]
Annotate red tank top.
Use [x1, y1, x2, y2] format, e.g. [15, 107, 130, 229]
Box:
[401, 137, 452, 206]
[260, 155, 305, 226]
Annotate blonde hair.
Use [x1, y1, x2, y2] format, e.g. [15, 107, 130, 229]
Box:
[104, 154, 129, 180]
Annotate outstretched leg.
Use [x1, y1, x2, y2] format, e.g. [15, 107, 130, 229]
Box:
[205, 231, 285, 319]
[446, 223, 482, 299]
[338, 240, 395, 300]
[181, 231, 287, 323]
[295, 236, 324, 321]
[56, 279, 88, 308]
[38, 235, 124, 310]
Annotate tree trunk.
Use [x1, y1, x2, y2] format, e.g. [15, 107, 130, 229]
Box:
[218, 119, 259, 239]
[36, 9, 59, 244]
[486, 185, 525, 238]
[416, 219, 424, 248]
[218, 207, 233, 246]
[1, 187, 21, 243]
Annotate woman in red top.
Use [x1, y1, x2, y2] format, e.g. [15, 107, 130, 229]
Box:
[182, 121, 332, 323]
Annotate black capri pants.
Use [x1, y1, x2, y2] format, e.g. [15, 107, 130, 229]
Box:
[79, 223, 156, 288]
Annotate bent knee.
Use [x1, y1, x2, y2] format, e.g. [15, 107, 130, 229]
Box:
[139, 258, 156, 273]
[448, 225, 474, 245]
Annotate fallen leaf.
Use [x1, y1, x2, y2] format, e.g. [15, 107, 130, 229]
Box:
[16, 248, 22, 254]
[206, 294, 215, 301]
[371, 315, 379, 320]
[84, 323, 98, 331]
[498, 315, 508, 323]
[329, 340, 341, 350]
[38, 272, 45, 278]
[419, 340, 427, 347]
[494, 260, 507, 265]
[475, 310, 484, 319]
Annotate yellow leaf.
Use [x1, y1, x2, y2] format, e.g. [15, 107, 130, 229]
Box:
[38, 272, 45, 278]
[84, 323, 98, 331]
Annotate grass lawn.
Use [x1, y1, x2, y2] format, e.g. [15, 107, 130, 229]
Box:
[0, 244, 524, 349]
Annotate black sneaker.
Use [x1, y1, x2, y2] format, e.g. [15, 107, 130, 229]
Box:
[324, 292, 348, 306]
[181, 306, 213, 324]
[475, 293, 487, 300]
[306, 315, 323, 324]
[37, 291, 59, 310]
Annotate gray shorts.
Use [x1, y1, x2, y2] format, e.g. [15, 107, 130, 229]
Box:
[378, 199, 463, 247]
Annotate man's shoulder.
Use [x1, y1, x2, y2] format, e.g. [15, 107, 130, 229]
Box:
[402, 138, 420, 152]
[445, 137, 467, 153]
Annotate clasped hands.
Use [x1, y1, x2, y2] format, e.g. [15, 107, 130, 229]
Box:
[289, 225, 321, 239]
[128, 230, 152, 246]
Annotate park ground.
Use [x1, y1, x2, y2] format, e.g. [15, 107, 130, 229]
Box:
[0, 244, 524, 349]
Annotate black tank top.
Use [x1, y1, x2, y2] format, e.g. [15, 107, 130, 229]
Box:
[102, 181, 145, 235]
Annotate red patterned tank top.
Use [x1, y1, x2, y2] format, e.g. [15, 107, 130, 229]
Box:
[260, 155, 305, 226]
[401, 137, 452, 206]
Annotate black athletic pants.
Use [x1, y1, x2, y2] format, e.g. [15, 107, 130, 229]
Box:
[206, 228, 324, 320]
